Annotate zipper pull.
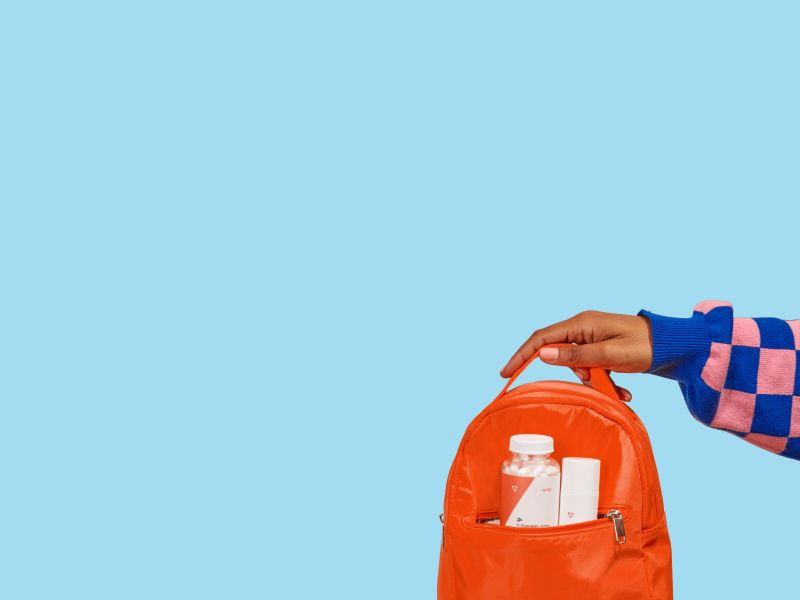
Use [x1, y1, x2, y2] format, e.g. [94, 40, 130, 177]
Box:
[439, 513, 446, 552]
[605, 510, 626, 544]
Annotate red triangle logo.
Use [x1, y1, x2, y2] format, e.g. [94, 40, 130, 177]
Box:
[501, 474, 536, 524]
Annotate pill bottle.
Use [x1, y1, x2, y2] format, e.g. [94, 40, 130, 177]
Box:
[558, 457, 601, 525]
[500, 434, 560, 527]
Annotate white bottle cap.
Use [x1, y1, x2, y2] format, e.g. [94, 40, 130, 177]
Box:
[509, 434, 554, 455]
[561, 457, 601, 494]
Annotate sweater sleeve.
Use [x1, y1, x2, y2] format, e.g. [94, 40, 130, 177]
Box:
[638, 301, 800, 460]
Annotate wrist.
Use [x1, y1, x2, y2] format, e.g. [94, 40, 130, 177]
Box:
[637, 309, 711, 373]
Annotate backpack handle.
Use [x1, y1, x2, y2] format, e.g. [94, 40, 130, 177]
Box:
[496, 343, 622, 402]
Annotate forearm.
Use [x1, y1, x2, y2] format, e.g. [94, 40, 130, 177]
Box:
[639, 301, 800, 459]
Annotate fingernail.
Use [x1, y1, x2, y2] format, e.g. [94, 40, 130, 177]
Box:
[540, 348, 558, 362]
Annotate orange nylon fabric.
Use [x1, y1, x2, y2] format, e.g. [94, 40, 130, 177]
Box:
[438, 348, 672, 599]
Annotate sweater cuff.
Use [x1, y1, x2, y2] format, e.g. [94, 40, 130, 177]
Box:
[638, 310, 711, 373]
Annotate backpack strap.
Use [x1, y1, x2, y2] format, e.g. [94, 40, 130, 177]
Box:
[496, 343, 622, 403]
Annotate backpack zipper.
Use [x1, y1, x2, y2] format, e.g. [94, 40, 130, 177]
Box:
[604, 509, 626, 544]
[467, 508, 628, 545]
[440, 512, 446, 551]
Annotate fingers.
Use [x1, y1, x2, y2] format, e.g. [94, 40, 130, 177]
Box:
[499, 329, 553, 378]
[500, 313, 597, 377]
[539, 340, 621, 368]
[572, 367, 590, 382]
[575, 371, 632, 401]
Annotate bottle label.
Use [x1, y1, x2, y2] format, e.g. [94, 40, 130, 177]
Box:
[558, 493, 599, 525]
[501, 472, 560, 527]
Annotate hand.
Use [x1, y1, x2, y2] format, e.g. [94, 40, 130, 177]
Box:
[499, 311, 653, 401]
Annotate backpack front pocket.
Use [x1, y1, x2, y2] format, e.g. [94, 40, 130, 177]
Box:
[441, 509, 650, 600]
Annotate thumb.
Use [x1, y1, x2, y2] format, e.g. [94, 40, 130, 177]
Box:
[538, 342, 619, 369]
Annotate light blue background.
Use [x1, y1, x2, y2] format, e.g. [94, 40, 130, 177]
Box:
[2, 1, 799, 598]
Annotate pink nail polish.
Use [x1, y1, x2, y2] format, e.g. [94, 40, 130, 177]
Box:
[540, 348, 558, 361]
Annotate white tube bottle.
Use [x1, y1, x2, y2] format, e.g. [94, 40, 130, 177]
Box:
[500, 434, 561, 527]
[558, 457, 601, 525]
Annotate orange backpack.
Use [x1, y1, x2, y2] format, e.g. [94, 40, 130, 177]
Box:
[438, 345, 673, 599]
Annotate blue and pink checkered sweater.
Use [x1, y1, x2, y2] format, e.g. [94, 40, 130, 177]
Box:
[639, 301, 800, 460]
